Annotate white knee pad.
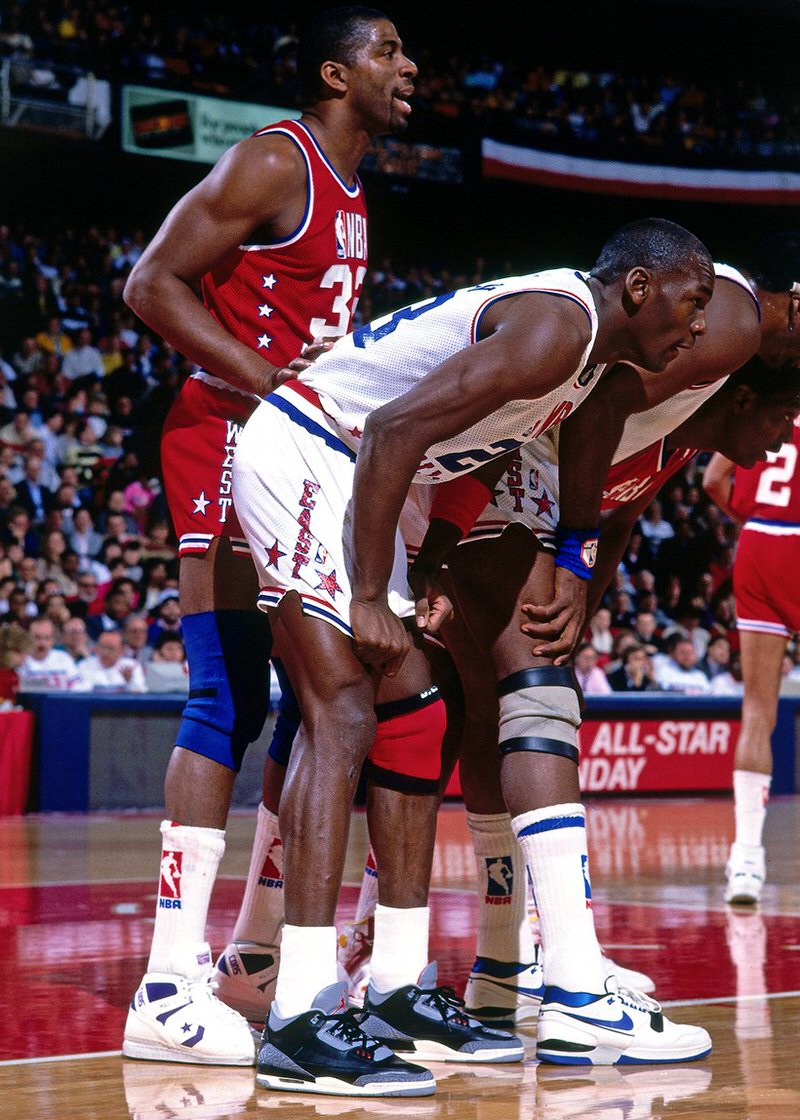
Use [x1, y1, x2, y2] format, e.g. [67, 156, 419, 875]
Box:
[497, 667, 580, 764]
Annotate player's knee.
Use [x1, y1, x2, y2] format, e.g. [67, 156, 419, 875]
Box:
[365, 687, 446, 794]
[496, 666, 581, 764]
[177, 610, 272, 771]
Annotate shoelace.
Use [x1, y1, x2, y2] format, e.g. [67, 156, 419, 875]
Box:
[324, 1007, 381, 1050]
[419, 985, 473, 1025]
[615, 985, 662, 1015]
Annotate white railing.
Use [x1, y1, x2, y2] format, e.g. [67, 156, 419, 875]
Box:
[0, 56, 111, 139]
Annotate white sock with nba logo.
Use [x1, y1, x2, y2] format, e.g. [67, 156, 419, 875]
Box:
[512, 803, 606, 992]
[231, 801, 285, 947]
[147, 820, 225, 978]
[467, 812, 536, 964]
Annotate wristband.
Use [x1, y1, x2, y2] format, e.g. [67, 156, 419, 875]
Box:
[429, 475, 492, 539]
[554, 526, 599, 580]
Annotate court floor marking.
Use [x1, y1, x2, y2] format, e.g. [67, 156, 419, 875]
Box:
[0, 1050, 121, 1067]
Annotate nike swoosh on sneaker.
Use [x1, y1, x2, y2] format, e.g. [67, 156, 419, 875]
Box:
[565, 1009, 635, 1032]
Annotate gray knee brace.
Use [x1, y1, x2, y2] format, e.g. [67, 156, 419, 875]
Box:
[496, 666, 581, 764]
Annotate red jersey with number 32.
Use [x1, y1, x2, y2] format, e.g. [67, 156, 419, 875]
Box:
[729, 419, 800, 527]
[200, 118, 368, 379]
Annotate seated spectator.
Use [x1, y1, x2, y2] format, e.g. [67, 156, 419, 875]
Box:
[139, 557, 173, 612]
[0, 409, 41, 454]
[147, 589, 182, 647]
[34, 528, 73, 594]
[77, 629, 147, 692]
[574, 642, 612, 695]
[10, 453, 55, 526]
[603, 628, 641, 677]
[587, 606, 614, 659]
[61, 615, 91, 664]
[140, 520, 178, 563]
[85, 583, 134, 640]
[654, 634, 711, 694]
[639, 498, 674, 557]
[1, 507, 39, 556]
[698, 635, 731, 681]
[630, 609, 664, 655]
[17, 616, 81, 690]
[63, 419, 104, 489]
[144, 632, 189, 693]
[0, 625, 31, 702]
[122, 613, 152, 665]
[61, 327, 104, 387]
[709, 650, 744, 696]
[608, 642, 659, 692]
[68, 506, 104, 565]
[0, 585, 35, 628]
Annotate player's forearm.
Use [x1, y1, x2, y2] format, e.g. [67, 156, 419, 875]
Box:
[124, 267, 281, 397]
[351, 413, 427, 602]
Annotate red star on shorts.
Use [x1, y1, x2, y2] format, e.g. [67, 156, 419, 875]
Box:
[533, 489, 554, 517]
[265, 539, 286, 569]
[315, 568, 343, 600]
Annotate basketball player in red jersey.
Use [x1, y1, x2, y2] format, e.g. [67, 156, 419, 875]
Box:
[120, 9, 424, 1079]
[704, 403, 800, 904]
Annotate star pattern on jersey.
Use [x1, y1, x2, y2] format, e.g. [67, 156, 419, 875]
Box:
[489, 485, 504, 507]
[262, 274, 277, 289]
[348, 425, 363, 439]
[265, 539, 286, 569]
[257, 333, 272, 349]
[533, 488, 554, 517]
[315, 568, 343, 600]
[258, 303, 274, 317]
[191, 491, 210, 515]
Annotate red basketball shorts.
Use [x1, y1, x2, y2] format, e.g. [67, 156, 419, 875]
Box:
[161, 376, 260, 557]
[734, 526, 800, 638]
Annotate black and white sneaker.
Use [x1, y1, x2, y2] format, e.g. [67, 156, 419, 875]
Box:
[256, 982, 436, 1097]
[361, 962, 525, 1064]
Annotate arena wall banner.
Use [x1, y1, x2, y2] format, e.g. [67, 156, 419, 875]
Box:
[121, 85, 300, 164]
[482, 138, 800, 204]
[577, 716, 739, 794]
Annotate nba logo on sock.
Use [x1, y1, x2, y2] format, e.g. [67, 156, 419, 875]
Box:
[159, 850, 182, 908]
[581, 853, 593, 909]
[485, 856, 513, 904]
[258, 838, 284, 888]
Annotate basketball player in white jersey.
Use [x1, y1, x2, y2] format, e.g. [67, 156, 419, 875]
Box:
[232, 217, 715, 1070]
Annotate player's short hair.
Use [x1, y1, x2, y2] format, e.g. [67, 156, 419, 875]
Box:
[743, 231, 800, 292]
[727, 354, 800, 399]
[590, 218, 711, 283]
[298, 6, 389, 100]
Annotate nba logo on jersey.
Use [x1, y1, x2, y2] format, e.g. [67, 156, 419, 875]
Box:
[159, 850, 182, 908]
[484, 856, 513, 904]
[335, 210, 347, 259]
[258, 838, 284, 888]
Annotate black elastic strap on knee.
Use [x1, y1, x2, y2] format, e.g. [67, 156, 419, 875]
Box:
[497, 665, 577, 697]
[499, 736, 579, 764]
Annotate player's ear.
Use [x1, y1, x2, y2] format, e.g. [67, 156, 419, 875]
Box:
[732, 384, 756, 412]
[320, 59, 348, 96]
[624, 267, 650, 308]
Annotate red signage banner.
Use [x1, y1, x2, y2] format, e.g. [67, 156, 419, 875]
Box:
[577, 717, 740, 794]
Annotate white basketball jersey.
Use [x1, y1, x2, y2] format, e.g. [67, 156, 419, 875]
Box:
[300, 269, 603, 483]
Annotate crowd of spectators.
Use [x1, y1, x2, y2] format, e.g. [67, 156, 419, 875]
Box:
[3, 213, 800, 702]
[2, 2, 800, 167]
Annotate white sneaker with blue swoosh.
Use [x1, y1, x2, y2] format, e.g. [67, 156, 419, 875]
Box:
[536, 976, 712, 1065]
